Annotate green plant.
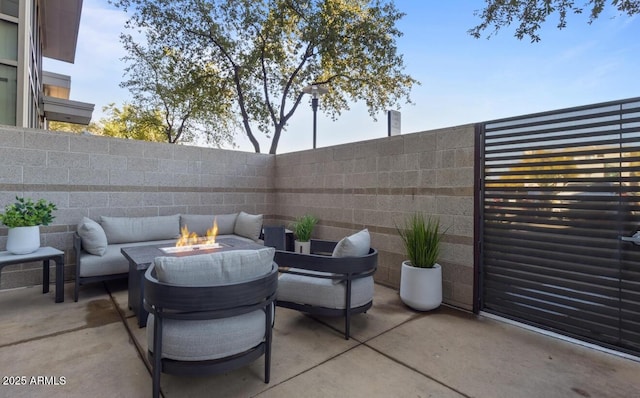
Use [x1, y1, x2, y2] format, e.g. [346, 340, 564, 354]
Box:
[0, 197, 57, 228]
[396, 213, 446, 268]
[291, 214, 318, 242]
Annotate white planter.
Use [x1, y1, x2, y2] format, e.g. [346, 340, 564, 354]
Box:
[294, 240, 311, 254]
[399, 261, 442, 311]
[6, 226, 41, 255]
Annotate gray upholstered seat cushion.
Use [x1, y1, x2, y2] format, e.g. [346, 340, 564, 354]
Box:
[216, 234, 256, 244]
[78, 239, 176, 277]
[277, 270, 374, 309]
[147, 310, 266, 361]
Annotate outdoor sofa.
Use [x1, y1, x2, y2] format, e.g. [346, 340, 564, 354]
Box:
[73, 212, 263, 301]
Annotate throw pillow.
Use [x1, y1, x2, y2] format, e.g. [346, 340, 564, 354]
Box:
[331, 229, 371, 284]
[234, 211, 263, 241]
[77, 217, 108, 256]
[332, 228, 370, 258]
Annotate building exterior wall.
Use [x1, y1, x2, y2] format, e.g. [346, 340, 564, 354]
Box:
[1, 0, 42, 128]
[0, 124, 476, 311]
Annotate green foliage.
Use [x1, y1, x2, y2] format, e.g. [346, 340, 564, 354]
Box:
[111, 0, 418, 153]
[469, 0, 639, 42]
[0, 197, 57, 228]
[291, 214, 318, 242]
[396, 213, 445, 269]
[48, 106, 181, 145]
[118, 34, 238, 146]
[98, 103, 168, 143]
[48, 121, 102, 134]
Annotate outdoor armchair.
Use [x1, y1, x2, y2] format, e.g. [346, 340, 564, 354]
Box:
[143, 248, 278, 398]
[275, 231, 377, 340]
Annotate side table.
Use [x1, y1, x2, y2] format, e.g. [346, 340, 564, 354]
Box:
[0, 247, 65, 303]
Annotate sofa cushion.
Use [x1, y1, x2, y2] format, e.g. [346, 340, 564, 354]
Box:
[216, 234, 257, 245]
[234, 211, 263, 242]
[180, 214, 238, 236]
[216, 214, 239, 235]
[147, 310, 266, 361]
[78, 239, 177, 277]
[154, 247, 275, 286]
[100, 215, 180, 244]
[277, 270, 374, 309]
[77, 217, 107, 256]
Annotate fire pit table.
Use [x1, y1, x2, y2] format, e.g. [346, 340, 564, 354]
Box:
[121, 237, 264, 327]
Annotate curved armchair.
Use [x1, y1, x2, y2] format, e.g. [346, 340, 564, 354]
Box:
[275, 239, 377, 340]
[143, 248, 278, 398]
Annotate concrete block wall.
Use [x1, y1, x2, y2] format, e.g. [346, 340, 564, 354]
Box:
[0, 126, 274, 289]
[0, 124, 476, 311]
[273, 124, 476, 310]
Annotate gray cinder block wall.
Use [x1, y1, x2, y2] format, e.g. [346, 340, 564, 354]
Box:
[0, 126, 274, 290]
[0, 124, 475, 310]
[273, 124, 476, 310]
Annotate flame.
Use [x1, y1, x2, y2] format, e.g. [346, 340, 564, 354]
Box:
[176, 225, 198, 247]
[175, 218, 218, 247]
[204, 219, 218, 244]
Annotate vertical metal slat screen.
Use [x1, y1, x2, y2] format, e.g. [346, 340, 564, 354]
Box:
[480, 97, 640, 355]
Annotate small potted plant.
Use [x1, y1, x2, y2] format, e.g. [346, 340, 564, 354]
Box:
[0, 196, 57, 254]
[396, 213, 446, 311]
[291, 214, 318, 254]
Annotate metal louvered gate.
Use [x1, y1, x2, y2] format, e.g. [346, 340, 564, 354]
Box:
[478, 97, 640, 355]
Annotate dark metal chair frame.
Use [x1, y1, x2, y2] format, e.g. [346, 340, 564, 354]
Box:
[263, 225, 287, 251]
[274, 239, 377, 340]
[143, 263, 278, 398]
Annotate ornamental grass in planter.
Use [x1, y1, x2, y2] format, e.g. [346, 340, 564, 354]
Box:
[396, 213, 446, 311]
[291, 214, 318, 254]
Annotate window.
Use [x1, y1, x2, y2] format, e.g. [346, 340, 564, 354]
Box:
[0, 64, 17, 125]
[0, 0, 18, 17]
[0, 19, 18, 61]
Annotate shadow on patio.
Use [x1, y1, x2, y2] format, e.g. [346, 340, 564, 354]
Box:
[0, 281, 638, 398]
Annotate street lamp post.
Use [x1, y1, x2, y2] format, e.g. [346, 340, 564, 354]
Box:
[302, 84, 328, 149]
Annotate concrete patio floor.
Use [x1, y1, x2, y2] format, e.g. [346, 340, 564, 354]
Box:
[0, 281, 639, 398]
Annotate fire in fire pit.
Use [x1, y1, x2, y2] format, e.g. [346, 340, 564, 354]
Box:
[160, 219, 225, 253]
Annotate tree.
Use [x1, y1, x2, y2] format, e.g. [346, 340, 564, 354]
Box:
[99, 103, 167, 142]
[120, 30, 237, 146]
[48, 121, 101, 134]
[469, 0, 640, 42]
[112, 0, 418, 154]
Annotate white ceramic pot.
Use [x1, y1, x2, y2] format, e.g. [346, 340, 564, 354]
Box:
[294, 240, 311, 254]
[399, 261, 442, 311]
[6, 225, 41, 255]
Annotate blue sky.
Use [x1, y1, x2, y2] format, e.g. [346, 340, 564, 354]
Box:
[44, 0, 639, 153]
